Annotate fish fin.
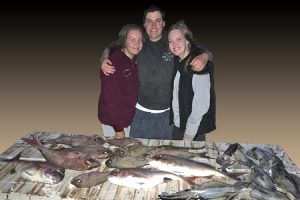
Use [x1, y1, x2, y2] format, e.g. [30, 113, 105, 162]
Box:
[181, 176, 199, 185]
[1, 151, 22, 162]
[22, 136, 43, 148]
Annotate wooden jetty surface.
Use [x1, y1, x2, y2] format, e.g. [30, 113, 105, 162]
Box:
[0, 131, 299, 200]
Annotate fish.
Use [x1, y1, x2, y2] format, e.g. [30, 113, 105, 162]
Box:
[145, 145, 209, 159]
[70, 171, 111, 188]
[107, 168, 184, 190]
[1, 152, 65, 184]
[106, 137, 143, 148]
[61, 145, 113, 160]
[105, 155, 149, 169]
[149, 154, 240, 183]
[159, 185, 237, 199]
[120, 145, 157, 157]
[22, 136, 101, 171]
[44, 134, 106, 147]
[271, 163, 300, 198]
[249, 165, 276, 190]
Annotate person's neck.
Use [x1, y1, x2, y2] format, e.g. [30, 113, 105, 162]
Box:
[149, 35, 162, 42]
[121, 48, 134, 59]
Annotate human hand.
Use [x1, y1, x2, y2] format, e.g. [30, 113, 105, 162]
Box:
[101, 58, 115, 76]
[115, 131, 125, 139]
[183, 134, 194, 141]
[190, 52, 208, 71]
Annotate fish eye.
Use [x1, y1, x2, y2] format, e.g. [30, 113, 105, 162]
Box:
[106, 159, 112, 164]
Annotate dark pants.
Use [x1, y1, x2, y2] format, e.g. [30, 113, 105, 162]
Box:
[172, 126, 206, 141]
[129, 109, 173, 140]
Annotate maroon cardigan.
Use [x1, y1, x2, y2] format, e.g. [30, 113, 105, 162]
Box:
[98, 48, 138, 131]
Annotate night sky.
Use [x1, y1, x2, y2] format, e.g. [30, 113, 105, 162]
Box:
[1, 2, 300, 166]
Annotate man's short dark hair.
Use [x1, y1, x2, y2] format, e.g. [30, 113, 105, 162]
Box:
[143, 5, 166, 24]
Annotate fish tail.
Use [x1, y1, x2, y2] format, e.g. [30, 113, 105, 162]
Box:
[182, 176, 200, 186]
[0, 151, 22, 162]
[22, 136, 43, 149]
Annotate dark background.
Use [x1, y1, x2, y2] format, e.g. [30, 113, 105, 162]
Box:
[1, 2, 299, 166]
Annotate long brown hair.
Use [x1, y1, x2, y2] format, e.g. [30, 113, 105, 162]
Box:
[168, 20, 194, 71]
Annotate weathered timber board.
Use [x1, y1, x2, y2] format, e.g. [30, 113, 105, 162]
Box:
[0, 131, 299, 200]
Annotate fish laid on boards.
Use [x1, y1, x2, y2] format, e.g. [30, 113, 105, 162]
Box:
[45, 134, 106, 147]
[70, 171, 111, 188]
[1, 152, 65, 184]
[60, 145, 113, 160]
[159, 185, 237, 199]
[107, 168, 184, 190]
[22, 136, 101, 171]
[105, 155, 149, 169]
[106, 137, 143, 148]
[146, 145, 209, 159]
[149, 154, 240, 184]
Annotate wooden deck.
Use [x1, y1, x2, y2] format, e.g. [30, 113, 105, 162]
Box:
[0, 131, 299, 200]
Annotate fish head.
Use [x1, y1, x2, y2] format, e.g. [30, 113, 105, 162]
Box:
[70, 176, 84, 187]
[84, 157, 100, 169]
[93, 135, 106, 145]
[42, 168, 64, 184]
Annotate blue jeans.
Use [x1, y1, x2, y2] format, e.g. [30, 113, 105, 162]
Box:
[129, 109, 173, 140]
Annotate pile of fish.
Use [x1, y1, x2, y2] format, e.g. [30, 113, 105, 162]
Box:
[1, 134, 300, 200]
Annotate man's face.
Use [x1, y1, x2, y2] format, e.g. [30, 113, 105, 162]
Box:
[144, 11, 165, 42]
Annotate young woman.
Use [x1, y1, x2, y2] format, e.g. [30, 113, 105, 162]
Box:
[98, 24, 144, 138]
[168, 20, 216, 141]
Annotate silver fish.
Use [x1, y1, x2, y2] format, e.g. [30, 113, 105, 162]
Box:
[159, 185, 237, 199]
[22, 136, 101, 171]
[107, 168, 184, 190]
[146, 145, 209, 159]
[70, 171, 111, 188]
[149, 154, 239, 183]
[1, 152, 65, 184]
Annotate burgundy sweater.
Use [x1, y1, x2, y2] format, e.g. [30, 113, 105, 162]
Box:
[98, 48, 138, 131]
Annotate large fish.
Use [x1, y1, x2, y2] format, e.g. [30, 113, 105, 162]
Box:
[1, 152, 65, 184]
[22, 136, 101, 171]
[70, 171, 111, 188]
[45, 134, 106, 147]
[149, 154, 239, 183]
[107, 168, 184, 190]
